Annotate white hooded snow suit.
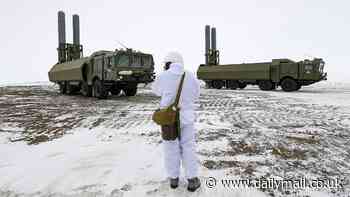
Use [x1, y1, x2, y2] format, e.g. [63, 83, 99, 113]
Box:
[152, 52, 200, 179]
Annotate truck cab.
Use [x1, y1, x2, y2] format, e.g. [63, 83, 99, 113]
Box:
[298, 58, 327, 85]
[269, 58, 327, 91]
[82, 49, 155, 98]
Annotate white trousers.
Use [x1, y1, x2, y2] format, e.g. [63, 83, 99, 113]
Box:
[162, 123, 199, 179]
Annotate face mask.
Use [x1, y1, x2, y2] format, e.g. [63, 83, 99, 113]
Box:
[164, 62, 172, 70]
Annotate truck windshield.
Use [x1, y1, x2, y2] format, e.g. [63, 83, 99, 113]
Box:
[115, 54, 129, 67]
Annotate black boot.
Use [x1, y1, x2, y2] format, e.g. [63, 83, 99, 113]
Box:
[187, 177, 201, 192]
[170, 178, 179, 189]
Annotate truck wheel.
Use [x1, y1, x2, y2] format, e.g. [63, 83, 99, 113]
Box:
[281, 78, 297, 92]
[66, 83, 75, 95]
[271, 83, 277, 90]
[92, 79, 108, 99]
[124, 87, 137, 96]
[212, 80, 224, 89]
[238, 82, 247, 89]
[258, 80, 274, 91]
[205, 81, 212, 88]
[226, 80, 239, 89]
[81, 82, 92, 97]
[59, 82, 66, 94]
[111, 88, 121, 96]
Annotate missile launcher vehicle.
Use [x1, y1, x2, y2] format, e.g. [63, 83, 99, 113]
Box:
[197, 26, 327, 92]
[48, 11, 155, 99]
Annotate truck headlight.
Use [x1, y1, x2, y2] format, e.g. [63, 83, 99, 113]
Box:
[118, 70, 133, 75]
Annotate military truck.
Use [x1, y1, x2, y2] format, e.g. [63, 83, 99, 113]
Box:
[197, 26, 327, 92]
[48, 11, 155, 99]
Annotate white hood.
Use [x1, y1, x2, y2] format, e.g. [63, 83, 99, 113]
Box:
[163, 51, 184, 65]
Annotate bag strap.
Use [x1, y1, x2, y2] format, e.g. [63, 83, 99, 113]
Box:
[173, 72, 186, 108]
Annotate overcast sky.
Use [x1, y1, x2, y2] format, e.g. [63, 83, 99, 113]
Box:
[1, 0, 349, 83]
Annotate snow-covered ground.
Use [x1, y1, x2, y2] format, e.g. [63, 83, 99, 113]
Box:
[0, 81, 349, 196]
